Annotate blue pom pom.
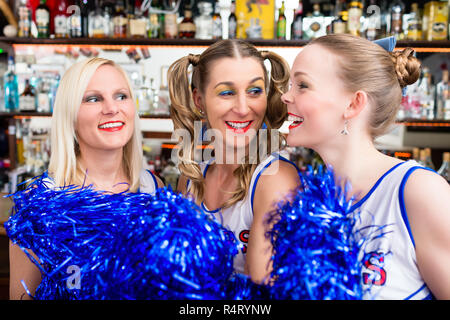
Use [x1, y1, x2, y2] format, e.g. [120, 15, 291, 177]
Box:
[5, 173, 239, 300]
[267, 166, 371, 300]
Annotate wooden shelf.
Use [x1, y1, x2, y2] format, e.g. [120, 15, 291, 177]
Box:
[0, 112, 171, 119]
[1, 37, 450, 51]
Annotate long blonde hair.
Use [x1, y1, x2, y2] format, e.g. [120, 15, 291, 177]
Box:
[168, 39, 290, 207]
[310, 34, 421, 138]
[48, 57, 143, 191]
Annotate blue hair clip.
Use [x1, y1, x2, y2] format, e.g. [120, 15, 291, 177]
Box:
[374, 37, 407, 96]
[373, 36, 396, 52]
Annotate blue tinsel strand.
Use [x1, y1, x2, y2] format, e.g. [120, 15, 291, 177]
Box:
[266, 165, 372, 300]
[5, 173, 239, 300]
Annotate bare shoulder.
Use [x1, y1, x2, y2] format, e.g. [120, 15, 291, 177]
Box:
[253, 159, 300, 215]
[404, 169, 450, 221]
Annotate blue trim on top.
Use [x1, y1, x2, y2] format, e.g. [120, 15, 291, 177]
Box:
[404, 284, 428, 300]
[146, 169, 158, 190]
[250, 154, 301, 215]
[201, 202, 221, 213]
[398, 166, 436, 249]
[350, 161, 406, 213]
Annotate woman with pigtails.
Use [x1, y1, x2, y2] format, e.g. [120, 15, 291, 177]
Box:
[168, 39, 300, 284]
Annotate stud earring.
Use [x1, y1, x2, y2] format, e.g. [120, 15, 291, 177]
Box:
[341, 120, 349, 135]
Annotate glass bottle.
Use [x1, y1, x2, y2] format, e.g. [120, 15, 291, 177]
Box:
[419, 69, 435, 120]
[164, 0, 178, 39]
[19, 79, 36, 112]
[212, 1, 222, 40]
[437, 152, 450, 183]
[89, 0, 104, 38]
[424, 148, 435, 170]
[389, 0, 405, 39]
[331, 3, 347, 35]
[113, 0, 128, 38]
[195, 2, 213, 40]
[178, 5, 196, 39]
[406, 3, 422, 41]
[36, 0, 50, 38]
[291, 0, 303, 40]
[3, 56, 19, 112]
[228, 0, 237, 39]
[277, 1, 287, 40]
[18, 0, 32, 38]
[417, 149, 428, 167]
[347, 1, 362, 36]
[436, 69, 449, 120]
[303, 4, 324, 40]
[129, 0, 148, 38]
[365, 0, 383, 40]
[148, 0, 163, 39]
[54, 0, 69, 38]
[80, 0, 91, 37]
[102, 1, 115, 37]
[69, 0, 83, 38]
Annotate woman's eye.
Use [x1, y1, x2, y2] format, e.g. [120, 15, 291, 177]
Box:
[116, 93, 128, 101]
[84, 96, 100, 103]
[247, 87, 263, 95]
[219, 90, 234, 96]
[298, 82, 308, 90]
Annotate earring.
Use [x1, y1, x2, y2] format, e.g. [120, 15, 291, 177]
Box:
[341, 120, 349, 135]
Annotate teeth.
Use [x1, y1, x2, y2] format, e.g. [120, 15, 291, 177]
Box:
[98, 122, 124, 129]
[226, 121, 251, 129]
[288, 114, 304, 122]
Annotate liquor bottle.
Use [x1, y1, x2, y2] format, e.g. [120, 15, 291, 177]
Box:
[436, 69, 449, 120]
[303, 4, 325, 40]
[19, 79, 36, 112]
[277, 1, 287, 40]
[164, 0, 178, 39]
[424, 148, 435, 170]
[69, 0, 83, 38]
[212, 1, 222, 40]
[36, 0, 50, 38]
[423, 1, 448, 41]
[437, 152, 450, 183]
[102, 1, 115, 37]
[228, 0, 237, 39]
[389, 0, 405, 39]
[113, 0, 128, 38]
[347, 1, 362, 36]
[18, 0, 32, 38]
[129, 0, 147, 38]
[148, 0, 163, 38]
[419, 69, 435, 120]
[291, 0, 303, 40]
[89, 0, 106, 38]
[405, 3, 422, 41]
[178, 5, 196, 39]
[3, 56, 19, 112]
[195, 2, 213, 40]
[54, 0, 69, 38]
[417, 149, 428, 167]
[331, 10, 347, 34]
[412, 147, 420, 162]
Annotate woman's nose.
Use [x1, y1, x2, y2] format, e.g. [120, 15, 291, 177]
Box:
[281, 90, 292, 105]
[102, 97, 119, 115]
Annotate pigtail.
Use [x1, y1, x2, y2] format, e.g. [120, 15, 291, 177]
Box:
[168, 55, 205, 203]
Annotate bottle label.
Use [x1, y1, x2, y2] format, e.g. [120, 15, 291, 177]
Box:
[19, 96, 35, 111]
[18, 7, 31, 37]
[348, 8, 362, 34]
[54, 15, 68, 35]
[36, 9, 49, 26]
[277, 20, 286, 38]
[165, 14, 178, 38]
[391, 13, 402, 33]
[130, 19, 147, 37]
[38, 93, 50, 113]
[333, 21, 346, 34]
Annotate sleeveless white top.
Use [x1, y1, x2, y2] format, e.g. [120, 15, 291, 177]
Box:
[354, 160, 435, 300]
[42, 169, 159, 194]
[187, 152, 300, 274]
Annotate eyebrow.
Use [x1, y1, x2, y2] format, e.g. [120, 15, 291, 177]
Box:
[83, 88, 129, 95]
[213, 77, 265, 89]
[293, 71, 311, 79]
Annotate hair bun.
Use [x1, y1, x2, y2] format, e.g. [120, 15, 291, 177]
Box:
[390, 48, 421, 88]
[188, 54, 200, 66]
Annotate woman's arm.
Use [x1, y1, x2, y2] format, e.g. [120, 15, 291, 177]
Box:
[405, 170, 450, 299]
[9, 241, 41, 300]
[246, 160, 300, 284]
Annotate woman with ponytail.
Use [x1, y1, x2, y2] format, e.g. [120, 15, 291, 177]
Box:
[281, 34, 450, 299]
[168, 39, 300, 284]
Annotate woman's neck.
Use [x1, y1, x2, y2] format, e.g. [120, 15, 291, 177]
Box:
[77, 147, 128, 192]
[315, 134, 395, 201]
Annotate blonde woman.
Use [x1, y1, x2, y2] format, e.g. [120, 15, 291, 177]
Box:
[9, 57, 163, 299]
[282, 34, 450, 299]
[168, 39, 300, 284]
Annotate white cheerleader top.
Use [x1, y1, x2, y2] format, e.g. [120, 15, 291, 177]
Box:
[354, 160, 435, 300]
[187, 152, 300, 274]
